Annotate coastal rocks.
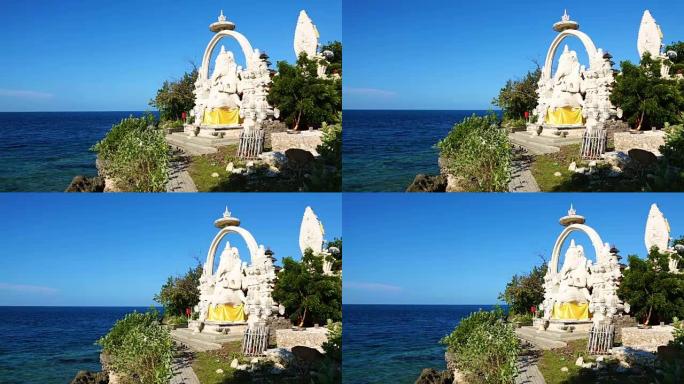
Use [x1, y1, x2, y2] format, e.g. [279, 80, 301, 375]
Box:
[414, 368, 454, 384]
[406, 174, 446, 192]
[69, 371, 109, 384]
[65, 175, 105, 192]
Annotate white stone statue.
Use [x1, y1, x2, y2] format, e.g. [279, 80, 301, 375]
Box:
[556, 240, 592, 304]
[549, 45, 584, 110]
[638, 10, 663, 59]
[207, 46, 242, 110]
[299, 206, 325, 255]
[294, 10, 319, 59]
[645, 203, 670, 253]
[211, 242, 247, 307]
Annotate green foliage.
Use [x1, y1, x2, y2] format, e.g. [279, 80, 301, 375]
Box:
[499, 261, 547, 316]
[320, 41, 342, 76]
[92, 114, 169, 192]
[149, 69, 198, 121]
[268, 54, 341, 130]
[272, 248, 342, 327]
[665, 41, 684, 75]
[154, 264, 202, 317]
[508, 312, 533, 326]
[97, 309, 173, 384]
[305, 118, 342, 191]
[610, 54, 684, 130]
[438, 113, 512, 192]
[672, 318, 684, 350]
[322, 320, 342, 362]
[492, 67, 540, 120]
[441, 308, 519, 384]
[164, 314, 188, 326]
[617, 248, 684, 324]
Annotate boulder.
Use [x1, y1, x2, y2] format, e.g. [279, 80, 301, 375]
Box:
[65, 176, 105, 192]
[628, 148, 658, 167]
[406, 174, 446, 192]
[259, 151, 288, 169]
[285, 148, 315, 169]
[292, 345, 325, 367]
[604, 151, 631, 171]
[414, 368, 454, 384]
[264, 347, 295, 365]
[69, 371, 109, 384]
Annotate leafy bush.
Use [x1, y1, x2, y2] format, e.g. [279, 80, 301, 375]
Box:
[154, 264, 202, 317]
[305, 118, 342, 191]
[441, 308, 519, 384]
[92, 115, 169, 192]
[149, 69, 197, 121]
[499, 261, 547, 316]
[438, 113, 512, 191]
[617, 248, 684, 324]
[508, 312, 533, 326]
[268, 54, 341, 130]
[164, 314, 188, 326]
[272, 248, 342, 327]
[492, 67, 540, 120]
[97, 310, 173, 384]
[322, 320, 341, 362]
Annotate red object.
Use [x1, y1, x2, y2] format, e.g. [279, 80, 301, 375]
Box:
[186, 308, 191, 318]
[531, 306, 537, 314]
[524, 111, 530, 120]
[181, 112, 187, 122]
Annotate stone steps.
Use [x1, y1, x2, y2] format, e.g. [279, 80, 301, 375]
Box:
[515, 327, 568, 350]
[166, 133, 238, 156]
[171, 328, 241, 352]
[509, 132, 581, 155]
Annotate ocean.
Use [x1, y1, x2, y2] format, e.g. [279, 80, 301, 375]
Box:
[342, 304, 499, 384]
[342, 110, 500, 192]
[0, 112, 154, 192]
[0, 306, 152, 384]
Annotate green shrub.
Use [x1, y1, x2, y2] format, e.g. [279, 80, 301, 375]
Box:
[508, 312, 533, 326]
[92, 115, 169, 192]
[438, 113, 512, 192]
[499, 262, 547, 316]
[322, 320, 341, 362]
[164, 314, 188, 326]
[97, 310, 173, 384]
[672, 318, 684, 350]
[492, 67, 540, 120]
[305, 118, 342, 192]
[154, 264, 202, 317]
[441, 308, 519, 384]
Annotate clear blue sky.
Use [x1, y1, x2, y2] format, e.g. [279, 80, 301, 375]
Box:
[343, 193, 684, 305]
[0, 193, 341, 306]
[343, 0, 684, 110]
[0, 0, 341, 112]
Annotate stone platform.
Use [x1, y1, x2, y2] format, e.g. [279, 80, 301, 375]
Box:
[515, 326, 588, 350]
[509, 131, 582, 155]
[271, 131, 323, 155]
[276, 327, 328, 352]
[621, 325, 675, 352]
[166, 132, 237, 156]
[171, 327, 242, 352]
[614, 131, 665, 156]
[185, 124, 243, 140]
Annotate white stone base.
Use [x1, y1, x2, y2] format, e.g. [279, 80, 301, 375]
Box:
[185, 124, 243, 140]
[276, 327, 328, 353]
[547, 320, 593, 333]
[621, 325, 674, 352]
[540, 125, 585, 138]
[197, 321, 248, 336]
[271, 131, 323, 155]
[614, 131, 665, 156]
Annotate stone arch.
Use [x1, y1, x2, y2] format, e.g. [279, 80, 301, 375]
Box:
[542, 29, 599, 79]
[199, 30, 255, 81]
[548, 224, 607, 275]
[205, 226, 260, 277]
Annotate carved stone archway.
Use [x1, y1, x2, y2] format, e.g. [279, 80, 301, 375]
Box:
[204, 226, 259, 278]
[542, 29, 599, 80]
[198, 30, 255, 83]
[548, 223, 608, 276]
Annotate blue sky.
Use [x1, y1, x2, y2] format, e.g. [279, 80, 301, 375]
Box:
[343, 0, 684, 110]
[0, 0, 341, 112]
[0, 194, 341, 306]
[343, 193, 684, 305]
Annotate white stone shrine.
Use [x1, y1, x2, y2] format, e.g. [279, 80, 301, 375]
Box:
[193, 207, 281, 333]
[188, 11, 276, 138]
[531, 10, 617, 137]
[540, 206, 628, 327]
[299, 206, 334, 275]
[294, 10, 334, 79]
[644, 203, 681, 273]
[637, 10, 678, 79]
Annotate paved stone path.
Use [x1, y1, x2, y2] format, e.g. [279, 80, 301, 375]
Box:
[170, 350, 200, 384]
[515, 340, 546, 384]
[509, 147, 541, 192]
[167, 156, 198, 192]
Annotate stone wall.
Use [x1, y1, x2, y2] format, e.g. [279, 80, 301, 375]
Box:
[271, 131, 323, 156]
[276, 327, 328, 352]
[621, 325, 674, 352]
[614, 131, 665, 156]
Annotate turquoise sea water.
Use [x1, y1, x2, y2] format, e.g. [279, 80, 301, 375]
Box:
[342, 304, 499, 384]
[342, 110, 501, 192]
[0, 306, 151, 384]
[0, 112, 154, 192]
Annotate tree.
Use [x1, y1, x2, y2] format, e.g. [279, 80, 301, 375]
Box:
[268, 54, 342, 130]
[149, 68, 198, 121]
[154, 264, 202, 317]
[499, 261, 547, 315]
[618, 247, 684, 325]
[320, 41, 342, 76]
[492, 67, 541, 120]
[305, 117, 342, 192]
[272, 247, 342, 327]
[664, 41, 684, 76]
[610, 53, 684, 130]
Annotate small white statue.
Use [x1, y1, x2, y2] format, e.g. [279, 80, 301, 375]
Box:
[556, 240, 592, 304]
[211, 242, 246, 307]
[550, 45, 584, 110]
[207, 46, 242, 110]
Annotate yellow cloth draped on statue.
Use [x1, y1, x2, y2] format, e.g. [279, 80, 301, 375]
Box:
[545, 107, 583, 126]
[551, 302, 590, 320]
[207, 304, 246, 322]
[202, 108, 241, 125]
